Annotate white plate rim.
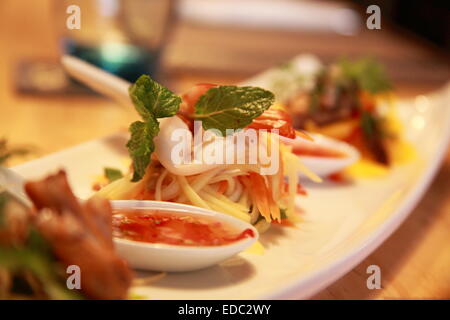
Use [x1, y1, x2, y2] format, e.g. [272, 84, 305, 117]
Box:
[265, 119, 450, 299]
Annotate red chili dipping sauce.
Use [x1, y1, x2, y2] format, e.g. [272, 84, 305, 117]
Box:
[292, 144, 347, 158]
[112, 210, 255, 246]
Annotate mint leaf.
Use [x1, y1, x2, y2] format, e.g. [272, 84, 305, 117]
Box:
[127, 75, 181, 181]
[193, 86, 274, 135]
[126, 78, 275, 181]
[129, 75, 182, 119]
[104, 167, 124, 183]
[126, 118, 159, 182]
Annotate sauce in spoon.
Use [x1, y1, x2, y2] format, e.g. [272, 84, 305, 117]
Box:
[113, 209, 255, 247]
[292, 143, 347, 158]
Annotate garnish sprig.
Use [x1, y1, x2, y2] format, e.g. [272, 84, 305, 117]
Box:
[127, 76, 275, 181]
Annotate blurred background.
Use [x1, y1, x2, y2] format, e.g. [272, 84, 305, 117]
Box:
[2, 1, 449, 94]
[0, 0, 449, 299]
[1, 0, 448, 154]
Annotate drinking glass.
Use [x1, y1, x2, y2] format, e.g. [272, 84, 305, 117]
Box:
[54, 0, 176, 82]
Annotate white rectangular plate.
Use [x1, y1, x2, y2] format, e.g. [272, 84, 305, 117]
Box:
[12, 58, 450, 299]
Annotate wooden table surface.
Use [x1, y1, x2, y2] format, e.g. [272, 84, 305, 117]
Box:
[1, 0, 449, 299]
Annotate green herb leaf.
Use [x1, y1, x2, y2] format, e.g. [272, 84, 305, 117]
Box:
[338, 58, 391, 94]
[360, 111, 389, 164]
[0, 225, 83, 299]
[193, 86, 274, 135]
[26, 228, 53, 256]
[104, 167, 124, 183]
[126, 118, 159, 182]
[127, 75, 182, 182]
[126, 77, 275, 181]
[361, 110, 377, 137]
[129, 75, 182, 119]
[0, 244, 82, 300]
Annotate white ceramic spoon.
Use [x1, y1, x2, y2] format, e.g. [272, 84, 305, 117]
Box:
[0, 167, 259, 272]
[61, 55, 133, 109]
[280, 133, 360, 177]
[0, 166, 32, 207]
[111, 200, 258, 272]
